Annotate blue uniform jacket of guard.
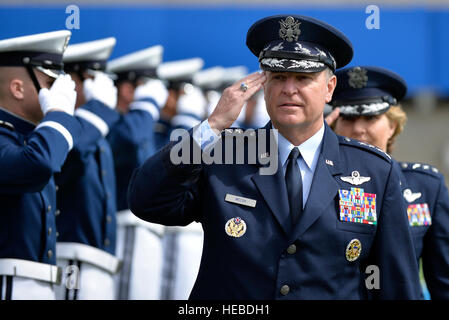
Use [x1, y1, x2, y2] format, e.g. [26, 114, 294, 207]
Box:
[55, 100, 119, 254]
[394, 159, 449, 300]
[0, 108, 81, 264]
[127, 121, 422, 299]
[107, 108, 158, 211]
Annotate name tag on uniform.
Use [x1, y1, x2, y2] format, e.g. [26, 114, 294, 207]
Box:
[225, 194, 257, 208]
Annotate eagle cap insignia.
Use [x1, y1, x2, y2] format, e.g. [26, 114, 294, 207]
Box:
[279, 16, 301, 42]
[403, 188, 422, 203]
[348, 67, 368, 89]
[340, 171, 371, 186]
[225, 217, 247, 238]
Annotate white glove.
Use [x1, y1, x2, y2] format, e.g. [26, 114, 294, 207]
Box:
[177, 84, 207, 119]
[133, 79, 168, 109]
[39, 74, 77, 116]
[83, 72, 117, 109]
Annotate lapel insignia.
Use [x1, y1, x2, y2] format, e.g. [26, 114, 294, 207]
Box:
[340, 171, 371, 185]
[325, 159, 334, 166]
[225, 217, 247, 238]
[407, 204, 432, 227]
[346, 239, 362, 262]
[225, 194, 257, 208]
[339, 187, 377, 225]
[403, 188, 422, 203]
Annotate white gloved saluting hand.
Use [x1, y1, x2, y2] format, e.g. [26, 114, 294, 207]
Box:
[83, 72, 117, 109]
[176, 84, 207, 120]
[133, 79, 169, 108]
[129, 79, 169, 121]
[39, 74, 77, 116]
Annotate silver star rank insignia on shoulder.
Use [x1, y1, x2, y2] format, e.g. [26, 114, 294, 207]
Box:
[340, 171, 371, 186]
[403, 188, 422, 203]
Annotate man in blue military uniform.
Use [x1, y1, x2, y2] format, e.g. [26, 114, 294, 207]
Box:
[329, 65, 449, 299]
[106, 45, 169, 299]
[54, 37, 121, 300]
[0, 30, 81, 299]
[127, 14, 422, 299]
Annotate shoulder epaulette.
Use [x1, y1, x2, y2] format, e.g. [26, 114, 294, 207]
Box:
[338, 135, 391, 162]
[0, 120, 14, 131]
[399, 161, 441, 176]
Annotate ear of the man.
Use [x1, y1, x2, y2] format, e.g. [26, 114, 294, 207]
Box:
[325, 74, 337, 103]
[10, 78, 25, 100]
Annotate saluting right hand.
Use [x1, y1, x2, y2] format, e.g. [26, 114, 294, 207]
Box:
[38, 74, 77, 116]
[83, 72, 117, 109]
[208, 71, 266, 132]
[133, 79, 169, 109]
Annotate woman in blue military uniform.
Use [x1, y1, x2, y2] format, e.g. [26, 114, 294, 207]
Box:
[329, 65, 449, 299]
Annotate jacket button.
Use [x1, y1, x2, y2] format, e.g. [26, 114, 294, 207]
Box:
[106, 215, 112, 223]
[47, 250, 53, 259]
[287, 244, 297, 255]
[47, 205, 52, 212]
[55, 185, 59, 192]
[104, 239, 110, 247]
[280, 285, 290, 296]
[55, 210, 61, 216]
[102, 170, 107, 176]
[48, 227, 52, 236]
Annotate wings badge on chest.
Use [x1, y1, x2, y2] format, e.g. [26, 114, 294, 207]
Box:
[403, 188, 422, 203]
[340, 171, 371, 186]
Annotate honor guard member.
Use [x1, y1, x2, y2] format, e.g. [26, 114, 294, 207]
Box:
[128, 14, 422, 299]
[54, 37, 121, 300]
[0, 30, 81, 299]
[329, 66, 449, 300]
[106, 45, 169, 299]
[154, 57, 204, 151]
[155, 57, 208, 299]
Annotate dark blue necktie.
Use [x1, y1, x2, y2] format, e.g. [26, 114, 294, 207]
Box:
[285, 147, 303, 225]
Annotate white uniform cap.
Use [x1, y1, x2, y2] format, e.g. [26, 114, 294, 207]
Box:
[192, 66, 225, 90]
[0, 30, 71, 55]
[63, 37, 116, 72]
[0, 30, 71, 78]
[156, 57, 204, 82]
[107, 45, 163, 73]
[222, 66, 249, 85]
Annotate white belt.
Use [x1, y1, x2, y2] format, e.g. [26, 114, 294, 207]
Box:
[56, 243, 121, 275]
[0, 258, 61, 284]
[116, 210, 165, 237]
